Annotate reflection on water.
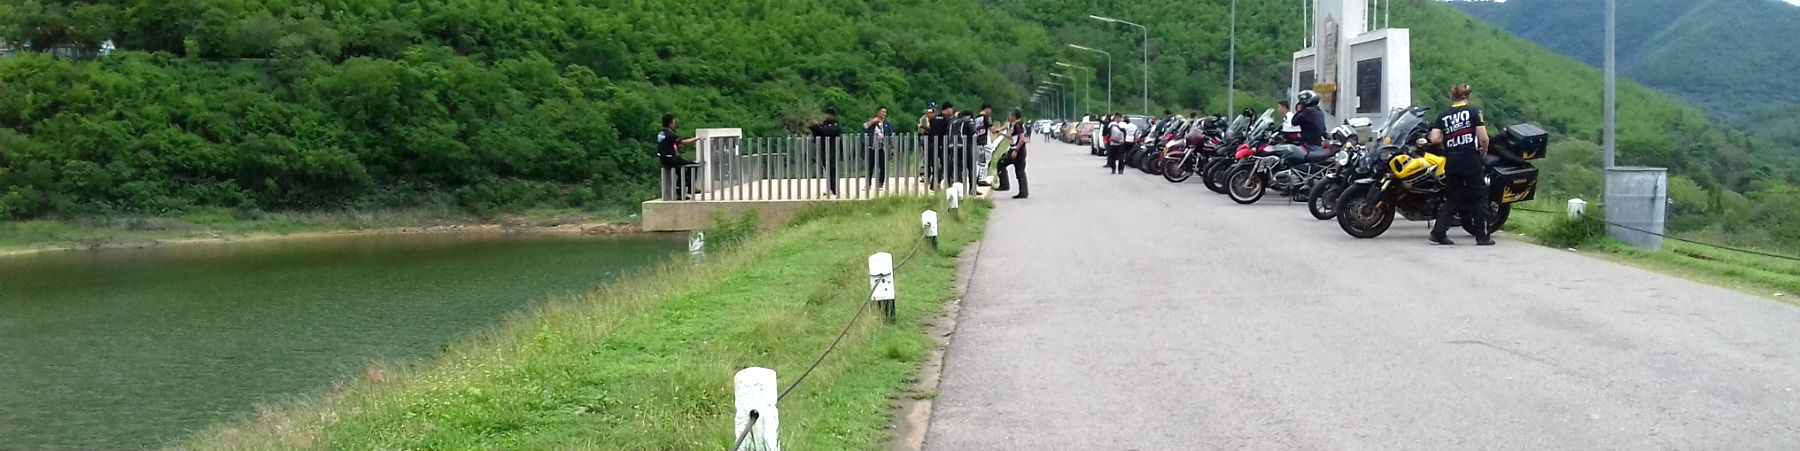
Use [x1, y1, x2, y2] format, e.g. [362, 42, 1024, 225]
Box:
[0, 233, 681, 450]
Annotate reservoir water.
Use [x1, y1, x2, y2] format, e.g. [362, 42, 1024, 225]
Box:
[0, 233, 682, 450]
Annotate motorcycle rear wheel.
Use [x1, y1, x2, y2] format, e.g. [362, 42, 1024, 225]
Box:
[1203, 160, 1232, 194]
[1337, 184, 1394, 239]
[1308, 180, 1346, 220]
[1162, 158, 1194, 183]
[1227, 168, 1266, 205]
[1462, 201, 1513, 237]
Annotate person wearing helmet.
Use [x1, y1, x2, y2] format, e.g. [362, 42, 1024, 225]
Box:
[1291, 90, 1328, 158]
[1427, 84, 1495, 246]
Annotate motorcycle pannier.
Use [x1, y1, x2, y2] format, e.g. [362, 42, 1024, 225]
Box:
[1500, 123, 1549, 160]
[1491, 165, 1539, 203]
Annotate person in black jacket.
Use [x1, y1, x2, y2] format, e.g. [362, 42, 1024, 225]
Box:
[1290, 91, 1328, 160]
[657, 114, 702, 199]
[995, 108, 1029, 199]
[808, 106, 844, 195]
[927, 102, 956, 187]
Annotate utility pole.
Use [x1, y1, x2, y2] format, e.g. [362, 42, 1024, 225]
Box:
[1603, 0, 1617, 169]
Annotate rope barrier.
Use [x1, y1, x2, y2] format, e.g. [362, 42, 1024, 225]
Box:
[730, 411, 759, 451]
[776, 236, 927, 402]
[1512, 206, 1800, 262]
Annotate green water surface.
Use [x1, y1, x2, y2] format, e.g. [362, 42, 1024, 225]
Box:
[0, 233, 681, 450]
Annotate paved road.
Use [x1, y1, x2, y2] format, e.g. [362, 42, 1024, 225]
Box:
[925, 141, 1800, 450]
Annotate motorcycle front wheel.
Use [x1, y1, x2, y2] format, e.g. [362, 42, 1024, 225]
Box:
[1337, 184, 1395, 239]
[1203, 160, 1232, 194]
[1162, 157, 1193, 183]
[1227, 168, 1266, 204]
[1308, 180, 1346, 220]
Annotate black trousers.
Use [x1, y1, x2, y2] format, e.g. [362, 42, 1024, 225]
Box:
[997, 152, 1027, 194]
[819, 144, 840, 194]
[659, 154, 697, 197]
[1106, 145, 1128, 173]
[866, 148, 888, 187]
[1432, 152, 1489, 239]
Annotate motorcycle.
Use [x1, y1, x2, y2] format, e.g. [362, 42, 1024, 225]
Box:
[1335, 106, 1547, 239]
[1201, 110, 1276, 194]
[1162, 116, 1228, 183]
[1224, 127, 1349, 205]
[1305, 117, 1375, 220]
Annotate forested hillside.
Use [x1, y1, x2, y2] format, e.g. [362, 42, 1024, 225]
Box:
[3, 0, 1796, 248]
[0, 0, 1051, 217]
[1451, 0, 1800, 124]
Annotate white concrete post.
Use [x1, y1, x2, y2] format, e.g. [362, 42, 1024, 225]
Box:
[947, 183, 963, 219]
[689, 231, 706, 258]
[733, 367, 779, 451]
[1567, 198, 1588, 221]
[869, 252, 896, 322]
[921, 210, 939, 251]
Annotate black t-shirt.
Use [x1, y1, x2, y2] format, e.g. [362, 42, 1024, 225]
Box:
[1432, 103, 1485, 154]
[929, 113, 952, 137]
[1292, 108, 1327, 146]
[656, 127, 681, 157]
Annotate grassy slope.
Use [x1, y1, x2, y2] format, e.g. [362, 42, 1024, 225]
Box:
[1507, 205, 1800, 304]
[180, 197, 990, 450]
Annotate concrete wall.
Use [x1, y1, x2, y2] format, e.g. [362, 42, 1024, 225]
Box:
[641, 199, 840, 231]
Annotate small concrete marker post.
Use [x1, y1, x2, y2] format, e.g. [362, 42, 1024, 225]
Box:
[733, 367, 779, 451]
[947, 183, 963, 220]
[689, 231, 706, 258]
[921, 210, 939, 251]
[1568, 198, 1588, 221]
[869, 252, 897, 322]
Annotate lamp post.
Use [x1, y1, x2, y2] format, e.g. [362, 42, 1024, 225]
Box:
[1041, 81, 1066, 120]
[1056, 62, 1093, 117]
[1090, 15, 1148, 117]
[1068, 44, 1112, 114]
[1603, 0, 1616, 169]
[1049, 73, 1077, 121]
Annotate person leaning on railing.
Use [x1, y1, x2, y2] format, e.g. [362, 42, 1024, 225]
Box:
[808, 106, 845, 196]
[658, 114, 702, 200]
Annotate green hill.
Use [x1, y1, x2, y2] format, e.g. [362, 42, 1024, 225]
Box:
[0, 0, 1051, 218]
[1451, 0, 1800, 124]
[3, 0, 1796, 248]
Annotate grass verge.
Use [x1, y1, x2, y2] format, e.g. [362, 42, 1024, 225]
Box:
[1506, 205, 1799, 304]
[179, 196, 992, 450]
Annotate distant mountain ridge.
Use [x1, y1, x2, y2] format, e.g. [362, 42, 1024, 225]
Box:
[1450, 0, 1800, 124]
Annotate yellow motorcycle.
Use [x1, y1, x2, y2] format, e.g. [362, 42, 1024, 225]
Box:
[1335, 106, 1546, 239]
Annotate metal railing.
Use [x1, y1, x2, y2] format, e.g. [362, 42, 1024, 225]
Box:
[660, 133, 989, 201]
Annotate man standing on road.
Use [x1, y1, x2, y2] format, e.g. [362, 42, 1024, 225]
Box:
[995, 108, 1029, 199]
[1106, 113, 1130, 174]
[658, 114, 703, 200]
[1278, 100, 1301, 137]
[808, 106, 844, 195]
[864, 106, 894, 190]
[974, 104, 995, 187]
[1428, 84, 1495, 246]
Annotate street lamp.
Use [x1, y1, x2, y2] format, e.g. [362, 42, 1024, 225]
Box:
[1067, 44, 1112, 114]
[1041, 81, 1066, 120]
[1090, 15, 1148, 117]
[1056, 62, 1093, 117]
[1049, 73, 1076, 120]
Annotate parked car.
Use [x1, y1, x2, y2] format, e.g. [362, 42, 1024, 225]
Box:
[1075, 122, 1099, 146]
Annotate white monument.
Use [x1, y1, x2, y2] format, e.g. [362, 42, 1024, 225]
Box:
[1292, 0, 1412, 125]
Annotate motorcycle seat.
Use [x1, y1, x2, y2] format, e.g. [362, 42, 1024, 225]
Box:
[1277, 145, 1335, 165]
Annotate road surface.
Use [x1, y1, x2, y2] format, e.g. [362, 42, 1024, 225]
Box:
[925, 141, 1800, 450]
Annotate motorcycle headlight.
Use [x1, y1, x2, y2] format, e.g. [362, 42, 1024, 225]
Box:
[1335, 151, 1351, 166]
